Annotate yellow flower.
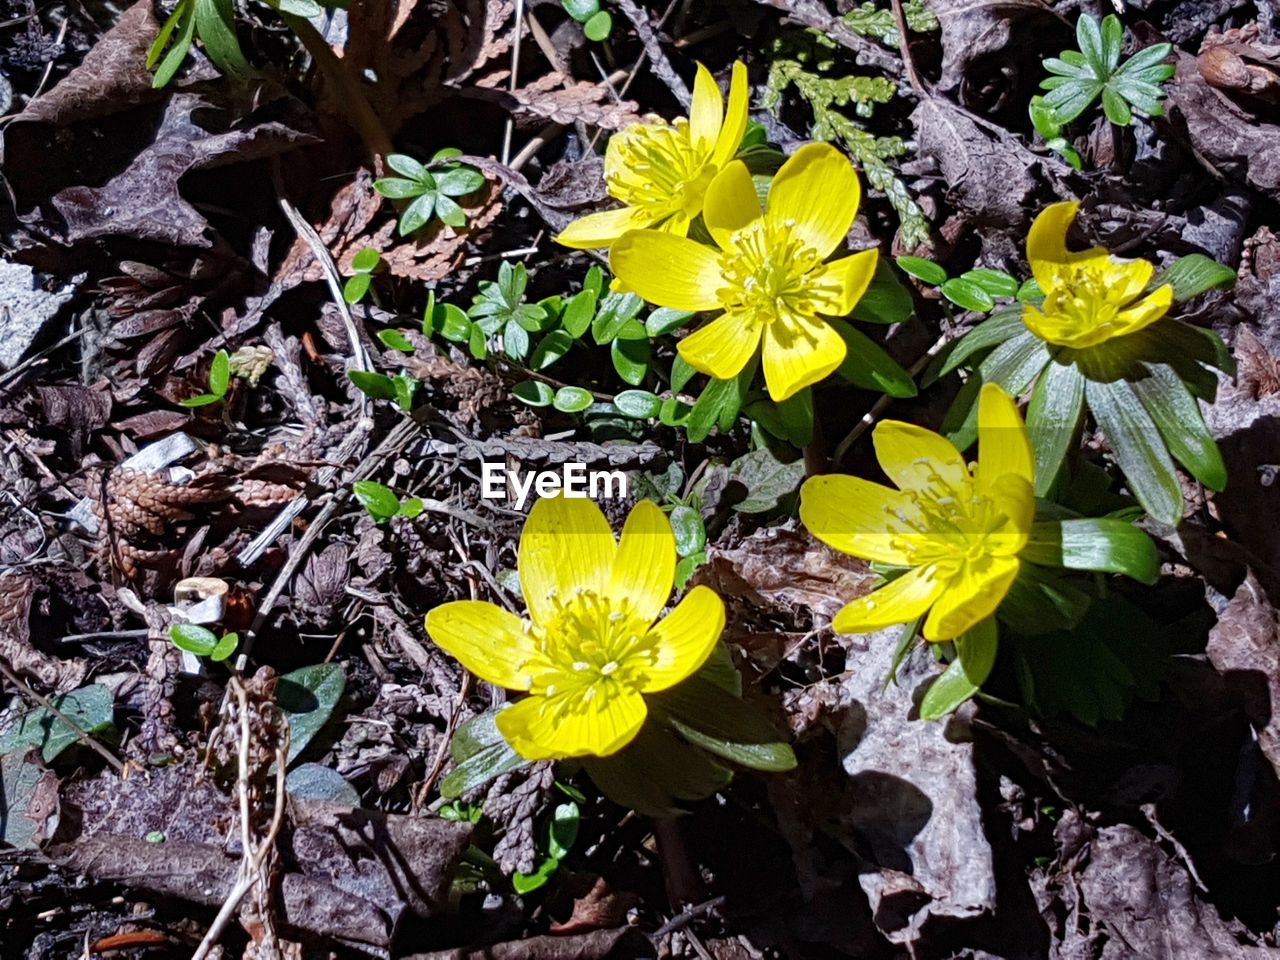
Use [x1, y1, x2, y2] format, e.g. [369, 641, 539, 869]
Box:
[424, 496, 725, 760]
[799, 384, 1034, 641]
[555, 62, 749, 249]
[1023, 202, 1173, 350]
[609, 143, 878, 402]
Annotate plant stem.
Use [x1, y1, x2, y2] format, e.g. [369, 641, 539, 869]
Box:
[281, 13, 395, 163]
[654, 817, 705, 908]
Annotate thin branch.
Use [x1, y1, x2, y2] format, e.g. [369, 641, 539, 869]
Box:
[0, 658, 125, 773]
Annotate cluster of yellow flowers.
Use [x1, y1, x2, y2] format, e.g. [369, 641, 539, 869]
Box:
[423, 64, 1173, 764]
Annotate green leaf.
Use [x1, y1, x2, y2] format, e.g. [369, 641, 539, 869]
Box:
[592, 292, 644, 344]
[614, 389, 661, 419]
[583, 725, 731, 817]
[286, 763, 361, 804]
[1, 752, 50, 849]
[398, 497, 425, 519]
[927, 308, 1027, 383]
[169, 623, 218, 657]
[659, 397, 692, 427]
[208, 349, 231, 397]
[503, 320, 530, 360]
[547, 801, 580, 859]
[277, 663, 346, 767]
[348, 370, 396, 400]
[831, 320, 917, 397]
[392, 372, 418, 411]
[776, 388, 815, 446]
[0, 685, 114, 763]
[443, 711, 528, 799]
[1029, 96, 1063, 139]
[529, 330, 574, 370]
[512, 858, 559, 894]
[894, 255, 947, 286]
[435, 194, 467, 228]
[352, 480, 401, 522]
[434, 166, 486, 197]
[999, 563, 1093, 635]
[1100, 14, 1124, 72]
[193, 0, 252, 80]
[961, 269, 1019, 299]
[210, 632, 238, 662]
[646, 307, 694, 337]
[1152, 254, 1236, 302]
[431, 303, 472, 342]
[351, 247, 381, 272]
[562, 288, 598, 338]
[1132, 365, 1227, 490]
[941, 277, 996, 312]
[1084, 377, 1184, 526]
[179, 393, 221, 408]
[919, 618, 997, 720]
[553, 385, 594, 413]
[851, 259, 914, 325]
[1101, 86, 1132, 125]
[669, 505, 706, 557]
[612, 337, 649, 386]
[386, 153, 429, 181]
[671, 355, 697, 393]
[651, 676, 796, 772]
[377, 329, 414, 352]
[562, 0, 600, 21]
[1016, 278, 1044, 302]
[1027, 359, 1085, 496]
[1075, 13, 1106, 74]
[343, 273, 371, 305]
[150, 0, 197, 88]
[373, 177, 425, 200]
[583, 9, 612, 40]
[1024, 518, 1160, 583]
[398, 194, 436, 235]
[686, 360, 755, 443]
[1043, 78, 1104, 124]
[726, 448, 805, 513]
[1115, 42, 1173, 77]
[513, 380, 555, 407]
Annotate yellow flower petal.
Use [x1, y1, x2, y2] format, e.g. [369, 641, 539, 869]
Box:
[711, 61, 750, 167]
[831, 564, 945, 634]
[689, 63, 725, 154]
[639, 585, 725, 692]
[677, 309, 762, 380]
[497, 688, 647, 760]
[610, 230, 725, 312]
[872, 420, 969, 494]
[1027, 201, 1105, 289]
[1104, 257, 1155, 304]
[922, 556, 1019, 641]
[984, 474, 1035, 556]
[976, 383, 1034, 497]
[765, 143, 860, 260]
[556, 205, 655, 250]
[702, 160, 761, 249]
[799, 474, 920, 566]
[518, 495, 616, 626]
[807, 248, 879, 316]
[610, 499, 676, 624]
[424, 601, 538, 691]
[1112, 283, 1173, 338]
[761, 311, 846, 402]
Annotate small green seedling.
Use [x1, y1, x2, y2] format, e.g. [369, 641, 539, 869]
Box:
[352, 481, 425, 524]
[343, 247, 382, 305]
[169, 624, 238, 662]
[348, 369, 420, 411]
[512, 801, 581, 894]
[374, 150, 487, 235]
[561, 0, 612, 41]
[1038, 14, 1174, 128]
[180, 349, 232, 408]
[895, 255, 1024, 313]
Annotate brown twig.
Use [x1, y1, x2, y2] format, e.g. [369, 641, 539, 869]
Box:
[889, 0, 928, 95]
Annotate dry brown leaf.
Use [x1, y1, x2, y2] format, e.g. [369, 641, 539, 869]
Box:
[0, 575, 87, 692]
[466, 80, 643, 130]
